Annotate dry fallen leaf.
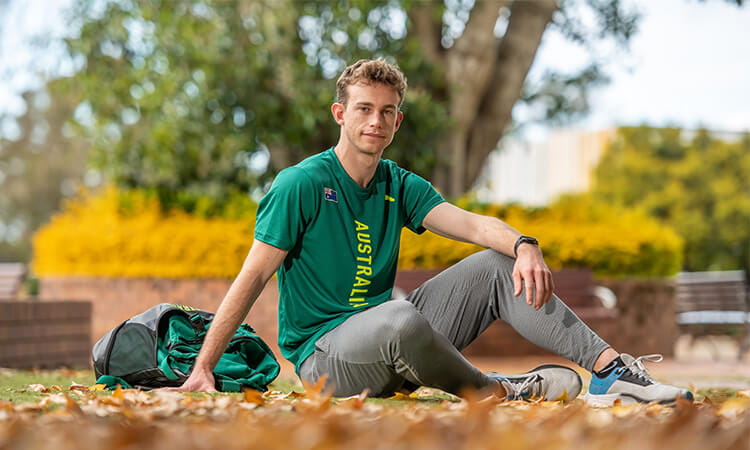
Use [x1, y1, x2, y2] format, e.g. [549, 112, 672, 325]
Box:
[26, 384, 50, 393]
[64, 394, 83, 415]
[243, 389, 265, 405]
[717, 398, 750, 418]
[301, 375, 330, 399]
[111, 384, 125, 400]
[2, 375, 750, 450]
[68, 382, 89, 392]
[337, 389, 370, 410]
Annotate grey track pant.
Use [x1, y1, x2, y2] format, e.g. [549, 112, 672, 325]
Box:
[299, 250, 610, 397]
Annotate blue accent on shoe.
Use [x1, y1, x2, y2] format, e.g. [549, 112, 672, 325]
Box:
[489, 375, 509, 383]
[588, 367, 624, 395]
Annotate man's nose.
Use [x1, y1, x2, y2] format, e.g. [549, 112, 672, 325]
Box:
[369, 112, 384, 128]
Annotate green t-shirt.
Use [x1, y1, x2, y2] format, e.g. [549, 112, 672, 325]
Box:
[254, 148, 445, 373]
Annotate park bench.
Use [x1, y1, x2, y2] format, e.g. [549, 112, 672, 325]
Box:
[675, 270, 750, 360]
[0, 263, 27, 301]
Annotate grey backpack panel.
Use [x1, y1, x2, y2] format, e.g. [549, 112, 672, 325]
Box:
[92, 304, 194, 379]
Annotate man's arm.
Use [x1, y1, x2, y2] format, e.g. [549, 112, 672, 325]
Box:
[421, 202, 553, 310]
[169, 239, 288, 392]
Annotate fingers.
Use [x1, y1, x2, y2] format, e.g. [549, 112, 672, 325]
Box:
[517, 269, 555, 310]
[535, 269, 556, 310]
[524, 276, 534, 306]
[153, 383, 217, 393]
[546, 270, 554, 302]
[532, 270, 543, 310]
[513, 258, 555, 310]
[512, 269, 522, 297]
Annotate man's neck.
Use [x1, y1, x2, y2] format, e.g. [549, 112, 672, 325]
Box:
[333, 144, 381, 188]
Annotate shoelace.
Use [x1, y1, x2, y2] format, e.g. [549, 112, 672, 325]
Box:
[622, 353, 663, 383]
[503, 374, 543, 400]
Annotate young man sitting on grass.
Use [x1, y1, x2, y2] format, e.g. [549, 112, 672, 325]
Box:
[171, 59, 693, 405]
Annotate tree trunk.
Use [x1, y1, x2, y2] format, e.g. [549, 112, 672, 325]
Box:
[465, 0, 556, 193]
[429, 0, 557, 197]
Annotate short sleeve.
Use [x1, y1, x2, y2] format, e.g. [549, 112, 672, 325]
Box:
[400, 169, 445, 234]
[254, 167, 318, 251]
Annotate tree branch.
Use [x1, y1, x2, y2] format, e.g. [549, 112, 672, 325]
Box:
[434, 0, 507, 195]
[407, 2, 444, 67]
[445, 0, 507, 127]
[465, 0, 557, 189]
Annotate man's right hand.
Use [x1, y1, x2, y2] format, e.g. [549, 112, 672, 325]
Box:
[161, 367, 217, 392]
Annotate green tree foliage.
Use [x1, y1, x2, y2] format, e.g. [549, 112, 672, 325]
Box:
[54, 0, 643, 208]
[592, 126, 750, 273]
[57, 0, 447, 211]
[0, 85, 90, 262]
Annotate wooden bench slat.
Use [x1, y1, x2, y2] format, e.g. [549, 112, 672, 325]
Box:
[677, 311, 750, 325]
[675, 271, 749, 361]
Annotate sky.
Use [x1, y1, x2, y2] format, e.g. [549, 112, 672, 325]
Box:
[531, 0, 750, 136]
[1, 0, 749, 138]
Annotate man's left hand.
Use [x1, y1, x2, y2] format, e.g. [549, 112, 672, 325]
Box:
[512, 245, 554, 310]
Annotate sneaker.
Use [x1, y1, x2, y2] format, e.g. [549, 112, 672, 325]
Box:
[488, 364, 583, 402]
[584, 353, 694, 406]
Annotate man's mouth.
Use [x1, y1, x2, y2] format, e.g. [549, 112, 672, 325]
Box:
[362, 133, 385, 139]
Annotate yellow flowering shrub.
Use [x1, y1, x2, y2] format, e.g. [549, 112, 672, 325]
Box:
[33, 189, 683, 278]
[398, 195, 684, 277]
[33, 187, 254, 278]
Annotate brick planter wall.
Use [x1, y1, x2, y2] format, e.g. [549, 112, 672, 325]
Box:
[462, 278, 677, 359]
[0, 301, 92, 368]
[38, 277, 280, 357]
[38, 273, 677, 367]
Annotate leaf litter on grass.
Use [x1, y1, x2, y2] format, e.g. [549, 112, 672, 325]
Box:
[0, 379, 748, 450]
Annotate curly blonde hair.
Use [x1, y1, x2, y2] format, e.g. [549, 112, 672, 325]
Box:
[335, 58, 408, 107]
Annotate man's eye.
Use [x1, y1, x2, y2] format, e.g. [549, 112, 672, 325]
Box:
[359, 107, 369, 112]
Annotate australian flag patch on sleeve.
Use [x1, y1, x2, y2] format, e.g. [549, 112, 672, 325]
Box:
[324, 187, 338, 203]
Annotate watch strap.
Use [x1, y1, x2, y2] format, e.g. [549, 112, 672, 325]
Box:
[514, 235, 539, 257]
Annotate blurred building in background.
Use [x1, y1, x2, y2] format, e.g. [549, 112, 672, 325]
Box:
[475, 127, 746, 206]
[474, 128, 616, 206]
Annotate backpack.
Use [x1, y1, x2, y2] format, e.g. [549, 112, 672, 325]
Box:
[92, 303, 280, 392]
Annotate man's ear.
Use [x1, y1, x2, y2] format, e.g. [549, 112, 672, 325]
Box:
[394, 110, 404, 131]
[331, 103, 345, 125]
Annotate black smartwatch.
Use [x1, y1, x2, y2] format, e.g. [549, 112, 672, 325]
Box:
[514, 235, 539, 257]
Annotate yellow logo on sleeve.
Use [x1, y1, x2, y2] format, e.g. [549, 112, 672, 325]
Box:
[384, 195, 395, 202]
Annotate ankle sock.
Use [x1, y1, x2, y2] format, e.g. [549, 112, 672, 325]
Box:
[593, 356, 623, 378]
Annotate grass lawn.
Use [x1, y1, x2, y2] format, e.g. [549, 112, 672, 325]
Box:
[0, 368, 95, 403]
[0, 368, 739, 404]
[1, 369, 748, 450]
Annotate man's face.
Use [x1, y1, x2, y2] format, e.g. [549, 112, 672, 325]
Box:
[332, 82, 404, 157]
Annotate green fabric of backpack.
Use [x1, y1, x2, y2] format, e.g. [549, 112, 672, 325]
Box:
[92, 303, 280, 392]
